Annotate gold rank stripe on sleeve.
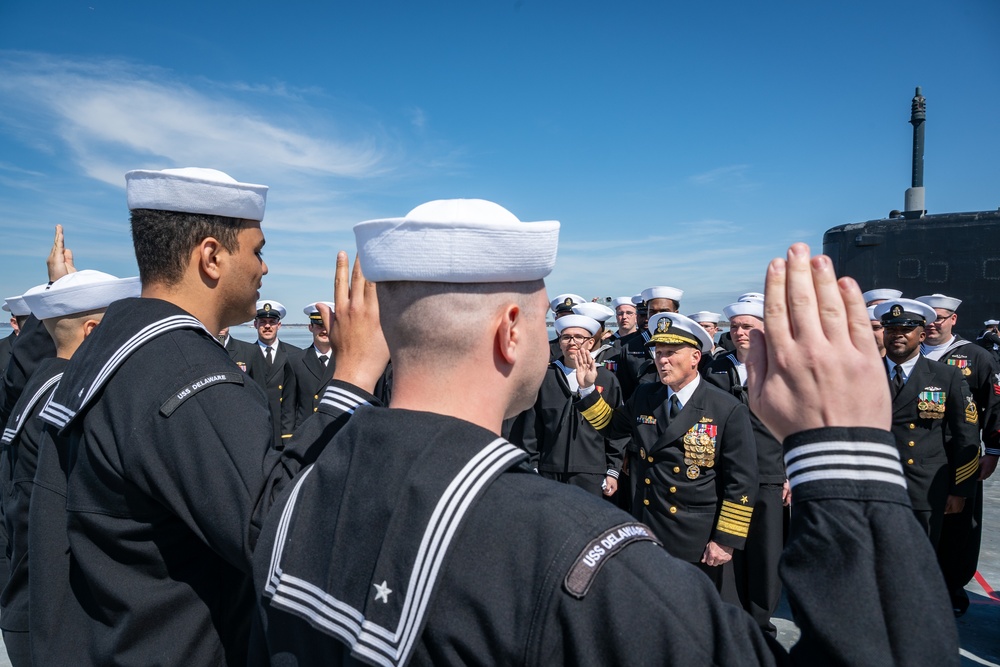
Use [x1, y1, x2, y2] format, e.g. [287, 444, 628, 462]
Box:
[716, 500, 754, 538]
[955, 456, 980, 485]
[580, 397, 614, 430]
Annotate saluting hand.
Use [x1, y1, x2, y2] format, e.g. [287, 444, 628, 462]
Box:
[47, 224, 77, 282]
[746, 243, 891, 442]
[326, 252, 390, 394]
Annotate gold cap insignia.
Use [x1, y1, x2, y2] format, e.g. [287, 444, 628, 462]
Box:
[890, 304, 902, 318]
[264, 303, 272, 312]
[657, 317, 672, 333]
[563, 297, 573, 307]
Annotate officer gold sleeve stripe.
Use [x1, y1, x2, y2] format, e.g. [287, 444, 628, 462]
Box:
[716, 518, 750, 538]
[580, 398, 613, 430]
[720, 500, 753, 517]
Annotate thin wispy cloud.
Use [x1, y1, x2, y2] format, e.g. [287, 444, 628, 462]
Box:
[0, 51, 391, 189]
[687, 164, 758, 191]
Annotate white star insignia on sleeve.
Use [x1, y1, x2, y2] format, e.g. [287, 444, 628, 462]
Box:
[373, 580, 392, 604]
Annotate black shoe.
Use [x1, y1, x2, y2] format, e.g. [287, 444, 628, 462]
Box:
[951, 589, 970, 617]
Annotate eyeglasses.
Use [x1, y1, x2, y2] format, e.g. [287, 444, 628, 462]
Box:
[884, 325, 919, 335]
[559, 334, 591, 343]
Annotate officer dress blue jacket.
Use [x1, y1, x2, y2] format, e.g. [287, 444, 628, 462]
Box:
[576, 377, 758, 562]
[886, 355, 980, 511]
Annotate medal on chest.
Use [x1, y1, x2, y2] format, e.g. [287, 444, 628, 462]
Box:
[682, 418, 716, 478]
[917, 388, 946, 419]
[947, 358, 972, 377]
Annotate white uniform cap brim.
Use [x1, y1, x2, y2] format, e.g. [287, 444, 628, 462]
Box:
[554, 315, 600, 336]
[23, 272, 140, 320]
[572, 302, 615, 323]
[611, 297, 635, 310]
[354, 199, 559, 283]
[737, 292, 765, 303]
[916, 294, 962, 312]
[126, 168, 268, 221]
[256, 300, 287, 319]
[641, 286, 684, 303]
[2, 294, 32, 317]
[862, 288, 903, 304]
[630, 294, 643, 305]
[723, 301, 764, 320]
[985, 319, 1000, 326]
[874, 299, 938, 324]
[867, 306, 878, 320]
[688, 311, 722, 324]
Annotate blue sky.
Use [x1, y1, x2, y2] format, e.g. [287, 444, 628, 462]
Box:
[1, 1, 998, 323]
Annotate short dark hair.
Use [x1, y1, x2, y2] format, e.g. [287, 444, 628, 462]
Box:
[130, 209, 246, 286]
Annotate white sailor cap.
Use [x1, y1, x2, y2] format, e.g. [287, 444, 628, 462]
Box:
[723, 301, 764, 321]
[737, 292, 765, 304]
[985, 319, 1000, 326]
[630, 294, 644, 306]
[354, 199, 559, 283]
[550, 294, 586, 314]
[2, 292, 35, 317]
[641, 286, 684, 304]
[554, 314, 600, 337]
[687, 311, 722, 325]
[646, 312, 713, 353]
[874, 299, 937, 327]
[916, 293, 962, 312]
[867, 305, 879, 321]
[861, 288, 903, 305]
[611, 296, 635, 311]
[303, 301, 336, 323]
[126, 167, 268, 221]
[22, 270, 140, 320]
[256, 300, 287, 320]
[573, 302, 615, 323]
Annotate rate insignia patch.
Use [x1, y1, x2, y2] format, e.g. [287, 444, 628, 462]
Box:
[564, 522, 660, 599]
[965, 396, 979, 425]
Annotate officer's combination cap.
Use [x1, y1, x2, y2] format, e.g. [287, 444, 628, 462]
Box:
[303, 301, 336, 324]
[874, 299, 938, 327]
[550, 294, 585, 314]
[256, 300, 287, 320]
[645, 312, 713, 353]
